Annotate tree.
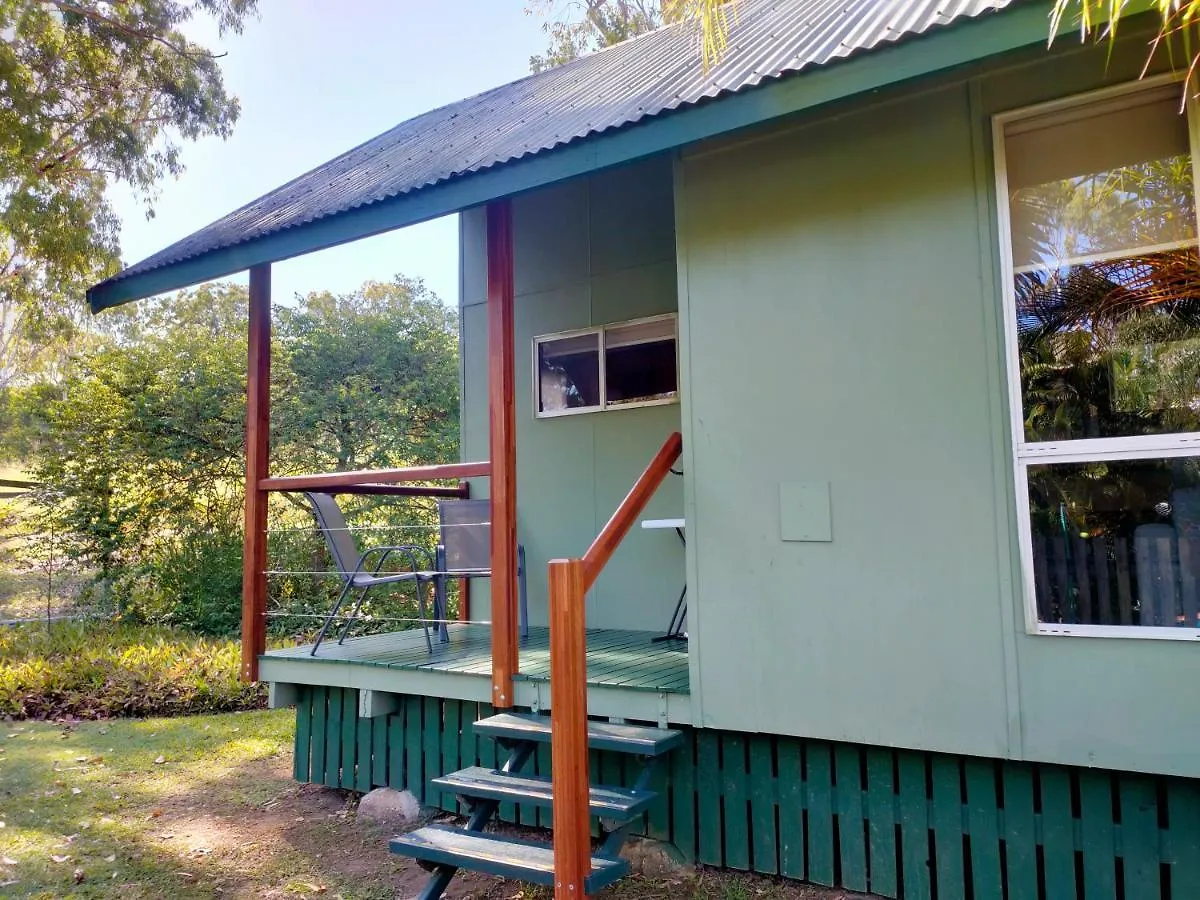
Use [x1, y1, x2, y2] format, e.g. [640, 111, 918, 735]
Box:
[0, 0, 258, 388]
[528, 0, 662, 71]
[273, 277, 460, 476]
[12, 277, 461, 634]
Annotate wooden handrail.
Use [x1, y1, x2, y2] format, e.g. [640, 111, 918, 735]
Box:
[259, 461, 490, 492]
[317, 482, 470, 499]
[550, 430, 683, 899]
[581, 431, 682, 589]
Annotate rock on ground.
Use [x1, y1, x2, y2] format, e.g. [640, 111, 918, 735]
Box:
[619, 836, 693, 877]
[356, 787, 422, 828]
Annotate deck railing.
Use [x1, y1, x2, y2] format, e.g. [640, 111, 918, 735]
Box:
[549, 431, 683, 898]
[244, 461, 494, 681]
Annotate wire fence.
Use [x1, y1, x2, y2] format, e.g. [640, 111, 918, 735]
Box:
[1, 484, 472, 638]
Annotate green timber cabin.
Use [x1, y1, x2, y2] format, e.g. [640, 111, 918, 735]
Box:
[88, 1, 1200, 897]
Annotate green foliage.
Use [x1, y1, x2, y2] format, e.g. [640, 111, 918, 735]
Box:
[7, 277, 460, 637]
[0, 622, 263, 719]
[129, 527, 243, 634]
[0, 0, 257, 388]
[274, 277, 460, 473]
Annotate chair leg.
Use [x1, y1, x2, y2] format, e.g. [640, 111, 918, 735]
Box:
[312, 579, 355, 655]
[436, 577, 450, 643]
[336, 585, 374, 645]
[418, 580, 433, 654]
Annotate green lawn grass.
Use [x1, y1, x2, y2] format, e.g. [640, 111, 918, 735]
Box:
[0, 710, 407, 899]
[0, 709, 863, 900]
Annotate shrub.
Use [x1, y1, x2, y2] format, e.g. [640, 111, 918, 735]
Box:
[129, 528, 244, 635]
[0, 622, 265, 719]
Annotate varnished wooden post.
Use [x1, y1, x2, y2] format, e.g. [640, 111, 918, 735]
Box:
[240, 264, 271, 682]
[487, 199, 519, 708]
[549, 558, 591, 898]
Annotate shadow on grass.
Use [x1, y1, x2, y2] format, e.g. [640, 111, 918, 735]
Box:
[0, 710, 404, 899]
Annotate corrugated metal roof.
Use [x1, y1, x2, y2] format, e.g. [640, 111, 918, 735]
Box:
[95, 0, 1015, 296]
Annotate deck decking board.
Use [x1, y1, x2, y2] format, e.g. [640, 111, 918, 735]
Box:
[264, 624, 689, 695]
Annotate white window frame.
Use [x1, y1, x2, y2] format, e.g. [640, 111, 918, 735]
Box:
[993, 73, 1200, 641]
[532, 313, 679, 419]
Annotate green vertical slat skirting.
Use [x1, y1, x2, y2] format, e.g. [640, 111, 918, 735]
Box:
[805, 741, 835, 886]
[1040, 766, 1079, 900]
[1169, 779, 1200, 897]
[441, 700, 460, 813]
[309, 686, 327, 786]
[288, 691, 1200, 900]
[930, 755, 964, 899]
[293, 686, 312, 783]
[422, 697, 441, 808]
[371, 715, 387, 787]
[324, 687, 343, 788]
[535, 742, 554, 830]
[777, 738, 805, 880]
[696, 730, 723, 866]
[865, 748, 898, 898]
[964, 759, 1002, 900]
[355, 716, 373, 793]
[387, 710, 405, 790]
[834, 744, 867, 893]
[897, 751, 931, 900]
[1119, 775, 1161, 900]
[405, 696, 423, 803]
[671, 732, 698, 862]
[1001, 762, 1038, 900]
[721, 733, 750, 871]
[1079, 770, 1118, 900]
[339, 687, 357, 790]
[748, 735, 777, 875]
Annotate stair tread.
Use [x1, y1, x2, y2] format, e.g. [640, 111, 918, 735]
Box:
[390, 824, 629, 892]
[432, 766, 655, 818]
[473, 712, 683, 756]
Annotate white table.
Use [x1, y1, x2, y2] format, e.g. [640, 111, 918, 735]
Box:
[641, 518, 687, 641]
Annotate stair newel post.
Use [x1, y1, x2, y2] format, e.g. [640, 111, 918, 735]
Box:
[549, 557, 591, 898]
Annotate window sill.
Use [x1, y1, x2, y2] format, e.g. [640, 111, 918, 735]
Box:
[1031, 623, 1200, 641]
[535, 396, 679, 420]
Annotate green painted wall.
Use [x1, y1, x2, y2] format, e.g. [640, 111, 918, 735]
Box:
[676, 36, 1200, 777]
[458, 156, 684, 631]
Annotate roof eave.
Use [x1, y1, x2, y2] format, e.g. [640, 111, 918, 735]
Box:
[88, 1, 1051, 313]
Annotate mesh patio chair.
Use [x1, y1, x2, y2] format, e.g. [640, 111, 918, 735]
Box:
[305, 492, 437, 655]
[433, 499, 528, 643]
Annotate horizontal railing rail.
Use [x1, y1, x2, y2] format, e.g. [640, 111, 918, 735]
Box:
[312, 483, 469, 499]
[549, 431, 683, 898]
[259, 461, 490, 492]
[581, 432, 683, 588]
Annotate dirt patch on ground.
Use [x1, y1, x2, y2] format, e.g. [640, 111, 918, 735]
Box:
[137, 753, 521, 899]
[152, 752, 877, 899]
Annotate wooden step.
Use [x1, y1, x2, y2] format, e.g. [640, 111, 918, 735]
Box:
[390, 824, 630, 893]
[432, 766, 656, 819]
[473, 712, 683, 756]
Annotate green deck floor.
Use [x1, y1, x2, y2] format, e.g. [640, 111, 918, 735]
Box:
[265, 624, 690, 694]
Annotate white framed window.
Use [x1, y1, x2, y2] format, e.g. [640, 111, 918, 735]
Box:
[995, 76, 1200, 639]
[534, 314, 678, 418]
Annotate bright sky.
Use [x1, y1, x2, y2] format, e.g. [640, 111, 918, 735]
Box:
[106, 1, 551, 308]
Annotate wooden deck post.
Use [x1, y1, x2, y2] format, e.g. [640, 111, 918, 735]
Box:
[549, 557, 591, 898]
[487, 199, 519, 708]
[240, 263, 271, 682]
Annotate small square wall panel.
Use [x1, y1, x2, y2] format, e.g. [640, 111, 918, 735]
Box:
[780, 481, 832, 542]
